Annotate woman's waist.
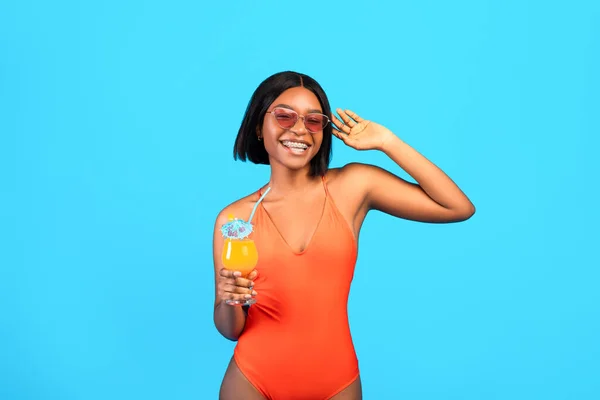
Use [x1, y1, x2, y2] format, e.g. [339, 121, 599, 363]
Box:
[235, 326, 357, 365]
[246, 298, 351, 327]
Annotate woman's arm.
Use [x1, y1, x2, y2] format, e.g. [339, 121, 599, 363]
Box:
[332, 109, 475, 223]
[212, 212, 250, 341]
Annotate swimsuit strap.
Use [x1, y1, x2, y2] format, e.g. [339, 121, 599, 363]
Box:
[321, 174, 330, 197]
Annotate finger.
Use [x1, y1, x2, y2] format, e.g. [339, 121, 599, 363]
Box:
[332, 115, 351, 133]
[247, 270, 259, 281]
[219, 268, 242, 279]
[330, 113, 344, 128]
[344, 109, 364, 123]
[223, 291, 254, 304]
[336, 108, 356, 127]
[234, 276, 254, 288]
[224, 283, 256, 296]
[332, 128, 348, 142]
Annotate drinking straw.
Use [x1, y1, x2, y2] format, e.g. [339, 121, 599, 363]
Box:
[248, 186, 271, 224]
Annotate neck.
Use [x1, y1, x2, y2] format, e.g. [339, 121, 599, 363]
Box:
[266, 165, 321, 196]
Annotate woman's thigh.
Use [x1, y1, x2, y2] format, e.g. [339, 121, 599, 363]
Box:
[329, 375, 362, 400]
[220, 357, 362, 400]
[219, 357, 265, 400]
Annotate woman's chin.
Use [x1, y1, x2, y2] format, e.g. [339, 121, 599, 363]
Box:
[272, 156, 313, 172]
[284, 160, 312, 171]
[267, 144, 318, 171]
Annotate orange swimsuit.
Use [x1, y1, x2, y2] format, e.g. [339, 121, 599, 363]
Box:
[233, 175, 360, 399]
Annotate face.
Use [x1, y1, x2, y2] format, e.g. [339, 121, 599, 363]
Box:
[258, 86, 327, 173]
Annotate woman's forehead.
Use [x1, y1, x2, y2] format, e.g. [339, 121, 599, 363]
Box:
[271, 87, 322, 112]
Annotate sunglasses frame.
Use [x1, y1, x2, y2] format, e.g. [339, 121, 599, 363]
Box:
[266, 107, 330, 133]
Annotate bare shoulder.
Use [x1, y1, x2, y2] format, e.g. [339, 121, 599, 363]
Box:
[213, 190, 262, 229]
[325, 162, 376, 193]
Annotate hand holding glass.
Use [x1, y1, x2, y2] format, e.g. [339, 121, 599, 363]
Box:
[222, 237, 258, 306]
[219, 188, 270, 306]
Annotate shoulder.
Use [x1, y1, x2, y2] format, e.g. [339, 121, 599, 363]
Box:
[213, 190, 262, 228]
[326, 162, 379, 186]
[323, 163, 380, 204]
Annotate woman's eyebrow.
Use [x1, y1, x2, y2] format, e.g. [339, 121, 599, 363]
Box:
[272, 103, 323, 114]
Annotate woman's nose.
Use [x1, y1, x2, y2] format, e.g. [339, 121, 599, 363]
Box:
[290, 116, 308, 135]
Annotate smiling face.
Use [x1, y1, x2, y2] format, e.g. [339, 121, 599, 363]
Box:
[259, 86, 326, 173]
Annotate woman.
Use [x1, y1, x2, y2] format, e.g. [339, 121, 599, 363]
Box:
[213, 71, 475, 399]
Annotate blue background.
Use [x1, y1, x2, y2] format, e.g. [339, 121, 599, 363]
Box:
[2, 0, 599, 398]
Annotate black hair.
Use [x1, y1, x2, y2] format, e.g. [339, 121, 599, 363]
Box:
[233, 71, 333, 177]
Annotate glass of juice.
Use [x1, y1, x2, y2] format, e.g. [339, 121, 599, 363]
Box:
[222, 237, 258, 305]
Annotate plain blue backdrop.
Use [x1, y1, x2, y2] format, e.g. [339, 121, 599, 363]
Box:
[2, 0, 599, 399]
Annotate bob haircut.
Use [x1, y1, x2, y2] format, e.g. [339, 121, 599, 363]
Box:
[233, 71, 333, 177]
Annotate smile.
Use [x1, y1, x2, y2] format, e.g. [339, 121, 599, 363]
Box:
[281, 140, 310, 153]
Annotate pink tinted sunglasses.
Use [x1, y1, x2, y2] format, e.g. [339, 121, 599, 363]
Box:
[266, 107, 330, 133]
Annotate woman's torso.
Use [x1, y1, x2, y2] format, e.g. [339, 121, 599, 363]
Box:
[233, 171, 361, 389]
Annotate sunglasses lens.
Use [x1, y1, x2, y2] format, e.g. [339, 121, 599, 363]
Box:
[271, 108, 329, 132]
[305, 114, 328, 132]
[273, 109, 297, 129]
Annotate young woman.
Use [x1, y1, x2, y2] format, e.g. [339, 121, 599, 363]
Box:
[213, 71, 475, 400]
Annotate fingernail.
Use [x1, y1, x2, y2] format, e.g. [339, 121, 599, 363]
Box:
[252, 291, 257, 296]
[245, 294, 252, 299]
[233, 271, 242, 277]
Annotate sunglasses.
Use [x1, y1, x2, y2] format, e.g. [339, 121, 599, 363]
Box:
[266, 107, 330, 133]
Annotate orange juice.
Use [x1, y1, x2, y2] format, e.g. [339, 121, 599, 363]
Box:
[222, 238, 258, 277]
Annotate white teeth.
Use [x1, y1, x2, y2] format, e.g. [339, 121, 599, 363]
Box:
[282, 140, 308, 149]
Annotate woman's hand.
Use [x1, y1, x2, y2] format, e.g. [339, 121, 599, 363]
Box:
[331, 108, 396, 151]
[217, 269, 258, 304]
